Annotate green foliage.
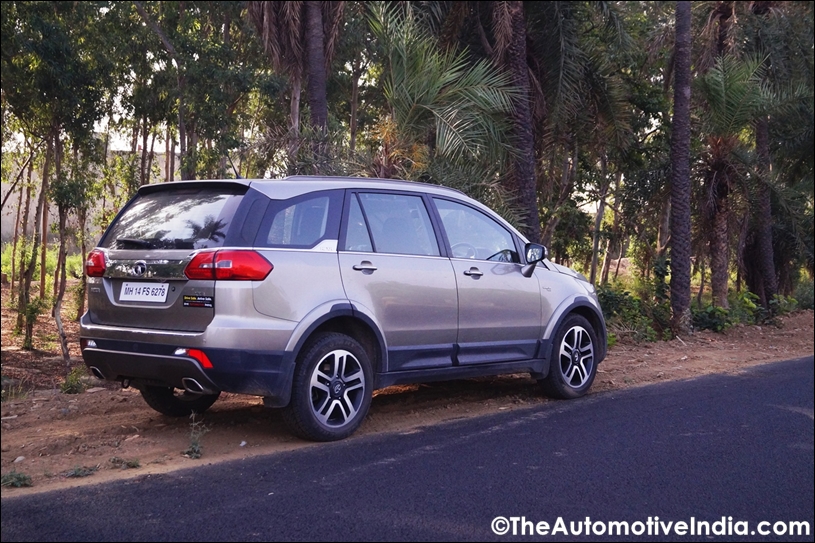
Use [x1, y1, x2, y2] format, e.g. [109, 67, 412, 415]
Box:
[110, 457, 140, 470]
[60, 367, 87, 395]
[770, 294, 798, 315]
[793, 280, 814, 310]
[692, 305, 730, 332]
[597, 285, 658, 342]
[182, 414, 209, 459]
[1, 470, 33, 488]
[64, 465, 99, 478]
[727, 290, 763, 325]
[0, 242, 75, 284]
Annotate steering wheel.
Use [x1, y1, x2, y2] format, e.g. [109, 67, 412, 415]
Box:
[487, 249, 516, 263]
[451, 242, 478, 259]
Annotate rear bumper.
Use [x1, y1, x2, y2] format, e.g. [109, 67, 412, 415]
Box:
[80, 312, 297, 406]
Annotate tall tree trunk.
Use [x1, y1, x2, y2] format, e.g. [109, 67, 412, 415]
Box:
[306, 1, 328, 132]
[11, 179, 24, 293]
[590, 156, 610, 284]
[500, 1, 540, 243]
[754, 116, 777, 309]
[39, 132, 58, 301]
[16, 163, 34, 305]
[288, 76, 302, 175]
[75, 206, 87, 321]
[140, 116, 150, 185]
[53, 205, 71, 364]
[540, 149, 575, 248]
[670, 1, 693, 334]
[17, 138, 50, 345]
[349, 58, 361, 153]
[710, 192, 730, 308]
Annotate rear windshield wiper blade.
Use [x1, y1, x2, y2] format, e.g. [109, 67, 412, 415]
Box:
[116, 237, 153, 248]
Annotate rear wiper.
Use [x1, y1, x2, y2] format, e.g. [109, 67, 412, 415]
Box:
[117, 237, 153, 249]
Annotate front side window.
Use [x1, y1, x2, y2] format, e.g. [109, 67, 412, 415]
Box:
[433, 198, 519, 262]
[355, 193, 440, 256]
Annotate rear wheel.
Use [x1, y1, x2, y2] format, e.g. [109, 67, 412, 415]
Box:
[140, 385, 220, 417]
[283, 332, 372, 442]
[540, 314, 598, 399]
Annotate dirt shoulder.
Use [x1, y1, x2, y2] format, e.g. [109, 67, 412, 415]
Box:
[2, 282, 813, 497]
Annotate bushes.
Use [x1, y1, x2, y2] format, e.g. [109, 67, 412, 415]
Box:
[793, 281, 813, 310]
[597, 285, 660, 342]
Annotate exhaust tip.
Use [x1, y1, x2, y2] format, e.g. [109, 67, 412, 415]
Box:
[181, 377, 206, 394]
[89, 366, 106, 380]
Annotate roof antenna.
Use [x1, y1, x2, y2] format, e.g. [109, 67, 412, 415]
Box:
[227, 153, 242, 179]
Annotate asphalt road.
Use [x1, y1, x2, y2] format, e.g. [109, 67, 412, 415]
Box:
[2, 356, 813, 542]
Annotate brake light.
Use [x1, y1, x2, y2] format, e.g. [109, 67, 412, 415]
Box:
[185, 251, 217, 280]
[184, 250, 272, 281]
[85, 249, 107, 277]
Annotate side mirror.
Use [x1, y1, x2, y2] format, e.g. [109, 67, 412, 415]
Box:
[521, 243, 547, 277]
[525, 243, 546, 263]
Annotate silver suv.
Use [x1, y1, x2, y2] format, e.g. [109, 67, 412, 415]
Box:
[80, 176, 607, 441]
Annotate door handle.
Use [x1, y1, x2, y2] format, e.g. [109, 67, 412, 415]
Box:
[463, 267, 483, 277]
[353, 261, 378, 272]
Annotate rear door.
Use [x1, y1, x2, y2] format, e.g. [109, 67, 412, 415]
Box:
[87, 183, 249, 332]
[339, 191, 458, 372]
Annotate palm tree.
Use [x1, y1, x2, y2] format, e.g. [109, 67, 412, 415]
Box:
[696, 55, 769, 308]
[670, 1, 693, 334]
[368, 4, 522, 222]
[491, 1, 540, 242]
[248, 1, 344, 168]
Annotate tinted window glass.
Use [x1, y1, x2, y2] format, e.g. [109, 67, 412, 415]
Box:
[433, 198, 519, 262]
[343, 195, 373, 252]
[358, 193, 439, 256]
[256, 190, 342, 248]
[101, 186, 244, 250]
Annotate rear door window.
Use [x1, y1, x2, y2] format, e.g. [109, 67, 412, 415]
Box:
[101, 186, 245, 250]
[353, 192, 440, 256]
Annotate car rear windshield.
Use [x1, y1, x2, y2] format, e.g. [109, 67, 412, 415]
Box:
[101, 185, 245, 250]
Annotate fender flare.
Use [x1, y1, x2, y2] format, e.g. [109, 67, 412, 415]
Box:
[284, 301, 388, 373]
[542, 296, 608, 362]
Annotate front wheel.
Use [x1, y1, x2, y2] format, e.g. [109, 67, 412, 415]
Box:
[539, 314, 598, 399]
[283, 332, 373, 442]
[140, 385, 220, 417]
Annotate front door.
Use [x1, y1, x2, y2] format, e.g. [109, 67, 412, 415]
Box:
[432, 198, 542, 365]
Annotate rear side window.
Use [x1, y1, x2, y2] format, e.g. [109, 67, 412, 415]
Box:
[255, 190, 343, 248]
[101, 186, 245, 250]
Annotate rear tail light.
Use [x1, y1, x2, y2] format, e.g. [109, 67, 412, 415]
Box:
[184, 250, 273, 281]
[85, 249, 107, 277]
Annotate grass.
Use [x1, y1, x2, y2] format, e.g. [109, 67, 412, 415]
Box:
[1, 470, 33, 488]
[60, 367, 88, 395]
[110, 456, 141, 469]
[182, 413, 210, 459]
[64, 465, 99, 478]
[1, 375, 35, 403]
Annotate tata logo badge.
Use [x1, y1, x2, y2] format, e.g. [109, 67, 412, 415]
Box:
[132, 261, 147, 277]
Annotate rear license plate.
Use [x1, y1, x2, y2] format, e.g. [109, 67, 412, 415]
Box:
[120, 282, 169, 303]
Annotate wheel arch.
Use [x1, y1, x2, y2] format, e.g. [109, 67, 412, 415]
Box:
[287, 303, 386, 377]
[544, 298, 608, 362]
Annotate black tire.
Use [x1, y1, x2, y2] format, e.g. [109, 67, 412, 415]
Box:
[282, 332, 373, 442]
[540, 314, 598, 399]
[140, 385, 220, 417]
